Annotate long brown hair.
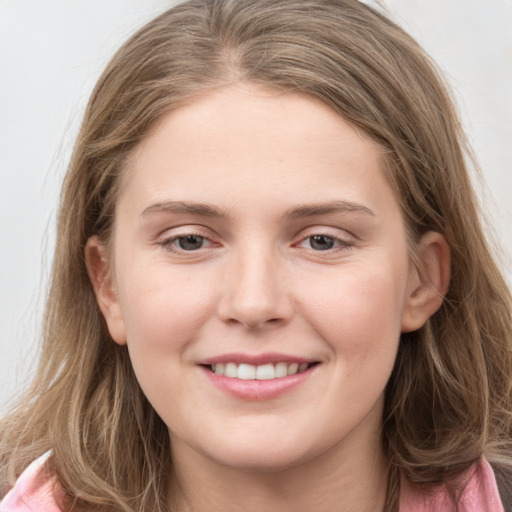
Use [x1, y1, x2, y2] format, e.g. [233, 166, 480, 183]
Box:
[1, 1, 511, 510]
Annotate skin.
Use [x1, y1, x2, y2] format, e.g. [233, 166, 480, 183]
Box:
[87, 84, 450, 512]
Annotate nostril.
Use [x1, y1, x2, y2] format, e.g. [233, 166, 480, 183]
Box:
[216, 278, 294, 329]
[246, 317, 285, 329]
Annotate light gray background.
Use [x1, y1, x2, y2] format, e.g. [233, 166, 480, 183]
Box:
[1, 0, 511, 413]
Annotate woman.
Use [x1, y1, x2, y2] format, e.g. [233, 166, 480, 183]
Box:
[1, 0, 511, 510]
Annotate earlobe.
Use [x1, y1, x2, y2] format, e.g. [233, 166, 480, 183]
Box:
[401, 231, 451, 333]
[85, 236, 127, 345]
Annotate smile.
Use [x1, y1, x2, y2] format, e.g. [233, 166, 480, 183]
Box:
[200, 357, 320, 400]
[209, 362, 313, 380]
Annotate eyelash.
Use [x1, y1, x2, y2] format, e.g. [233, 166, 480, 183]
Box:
[295, 233, 353, 252]
[158, 232, 215, 253]
[157, 231, 353, 255]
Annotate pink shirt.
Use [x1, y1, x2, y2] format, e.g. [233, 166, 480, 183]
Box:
[0, 453, 62, 512]
[400, 460, 505, 511]
[0, 453, 505, 511]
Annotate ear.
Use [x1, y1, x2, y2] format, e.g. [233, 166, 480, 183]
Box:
[401, 231, 451, 333]
[85, 236, 127, 345]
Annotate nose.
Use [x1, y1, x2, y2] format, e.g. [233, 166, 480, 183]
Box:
[216, 247, 294, 330]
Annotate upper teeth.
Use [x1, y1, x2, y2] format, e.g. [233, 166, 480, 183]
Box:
[211, 362, 310, 380]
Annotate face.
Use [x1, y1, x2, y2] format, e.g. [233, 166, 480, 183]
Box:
[88, 84, 437, 473]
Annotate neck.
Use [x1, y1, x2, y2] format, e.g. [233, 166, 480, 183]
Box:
[169, 424, 389, 512]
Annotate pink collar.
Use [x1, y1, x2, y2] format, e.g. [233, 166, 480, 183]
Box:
[400, 459, 504, 511]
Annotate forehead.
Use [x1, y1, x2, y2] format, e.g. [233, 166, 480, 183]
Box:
[120, 84, 398, 219]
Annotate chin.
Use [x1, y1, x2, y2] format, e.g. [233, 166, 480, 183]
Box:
[204, 437, 314, 474]
[220, 453, 306, 474]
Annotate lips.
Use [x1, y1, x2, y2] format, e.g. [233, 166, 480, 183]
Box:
[198, 353, 319, 400]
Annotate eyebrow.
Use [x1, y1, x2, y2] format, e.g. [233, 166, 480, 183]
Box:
[141, 201, 228, 218]
[286, 200, 375, 219]
[141, 199, 375, 219]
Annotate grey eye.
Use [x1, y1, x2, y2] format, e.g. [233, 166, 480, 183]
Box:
[308, 235, 336, 251]
[177, 235, 205, 250]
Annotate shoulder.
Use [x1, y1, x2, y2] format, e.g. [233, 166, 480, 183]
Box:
[400, 459, 506, 512]
[0, 452, 63, 512]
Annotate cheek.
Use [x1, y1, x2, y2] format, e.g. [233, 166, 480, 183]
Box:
[115, 262, 220, 359]
[301, 260, 407, 361]
[114, 265, 220, 413]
